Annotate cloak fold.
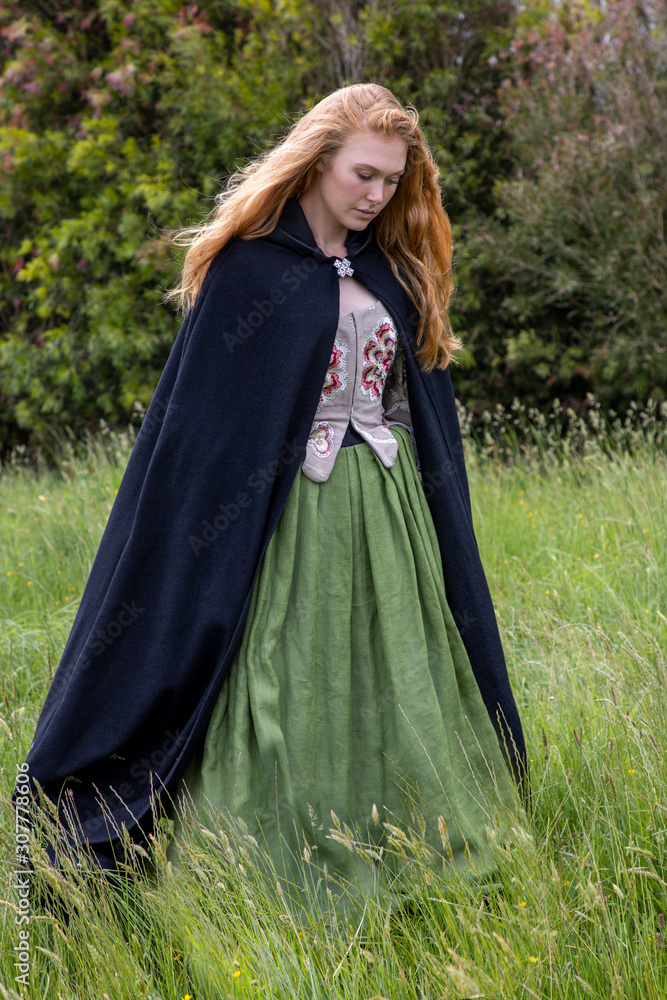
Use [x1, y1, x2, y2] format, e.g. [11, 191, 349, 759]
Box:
[15, 198, 526, 869]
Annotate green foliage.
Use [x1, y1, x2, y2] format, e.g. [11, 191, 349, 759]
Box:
[457, 0, 667, 412]
[2, 0, 664, 456]
[0, 0, 320, 456]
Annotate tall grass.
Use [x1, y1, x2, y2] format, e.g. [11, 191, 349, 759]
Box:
[1, 408, 666, 999]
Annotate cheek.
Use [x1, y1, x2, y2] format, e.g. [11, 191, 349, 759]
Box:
[330, 170, 358, 200]
[345, 176, 363, 198]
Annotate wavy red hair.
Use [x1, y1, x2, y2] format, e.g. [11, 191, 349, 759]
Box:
[167, 83, 460, 370]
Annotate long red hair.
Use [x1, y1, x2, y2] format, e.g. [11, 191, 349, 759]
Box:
[167, 83, 460, 371]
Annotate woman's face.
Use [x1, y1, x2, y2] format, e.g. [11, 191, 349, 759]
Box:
[314, 130, 408, 233]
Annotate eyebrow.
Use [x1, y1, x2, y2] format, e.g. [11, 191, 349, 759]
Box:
[353, 163, 406, 176]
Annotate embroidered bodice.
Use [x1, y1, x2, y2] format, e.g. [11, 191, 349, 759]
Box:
[301, 278, 418, 483]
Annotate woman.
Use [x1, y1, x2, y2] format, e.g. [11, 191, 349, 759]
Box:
[16, 84, 526, 904]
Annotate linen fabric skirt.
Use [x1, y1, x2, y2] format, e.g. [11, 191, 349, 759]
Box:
[171, 425, 516, 908]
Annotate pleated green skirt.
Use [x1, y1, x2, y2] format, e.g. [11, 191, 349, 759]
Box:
[171, 425, 516, 910]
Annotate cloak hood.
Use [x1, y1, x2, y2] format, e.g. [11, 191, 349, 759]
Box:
[15, 197, 526, 870]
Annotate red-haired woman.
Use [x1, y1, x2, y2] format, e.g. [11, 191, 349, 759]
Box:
[18, 84, 526, 916]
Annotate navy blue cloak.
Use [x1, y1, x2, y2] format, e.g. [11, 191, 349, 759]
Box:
[15, 197, 526, 871]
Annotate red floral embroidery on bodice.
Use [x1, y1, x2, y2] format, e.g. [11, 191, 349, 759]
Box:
[319, 339, 348, 406]
[309, 420, 334, 458]
[360, 320, 397, 401]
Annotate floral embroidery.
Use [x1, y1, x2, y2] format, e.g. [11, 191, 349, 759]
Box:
[360, 318, 396, 401]
[307, 420, 334, 458]
[318, 338, 349, 407]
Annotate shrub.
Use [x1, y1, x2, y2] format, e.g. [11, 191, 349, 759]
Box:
[457, 0, 667, 413]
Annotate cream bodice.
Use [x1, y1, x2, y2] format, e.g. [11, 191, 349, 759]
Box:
[301, 277, 418, 483]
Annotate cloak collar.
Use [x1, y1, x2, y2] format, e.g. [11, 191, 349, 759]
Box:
[265, 196, 376, 262]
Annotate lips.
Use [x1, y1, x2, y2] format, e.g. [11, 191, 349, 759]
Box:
[356, 209, 375, 217]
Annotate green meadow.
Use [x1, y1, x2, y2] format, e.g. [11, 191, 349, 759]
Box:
[1, 410, 666, 999]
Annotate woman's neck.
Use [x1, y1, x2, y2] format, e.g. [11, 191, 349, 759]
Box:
[297, 195, 348, 258]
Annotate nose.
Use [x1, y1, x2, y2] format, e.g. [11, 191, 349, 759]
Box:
[367, 180, 384, 204]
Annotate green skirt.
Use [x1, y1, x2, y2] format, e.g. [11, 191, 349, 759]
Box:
[170, 425, 516, 909]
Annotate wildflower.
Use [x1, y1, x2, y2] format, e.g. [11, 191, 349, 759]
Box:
[18, 561, 24, 567]
[27, 581, 33, 586]
[173, 954, 182, 962]
[528, 956, 538, 963]
[233, 970, 241, 978]
[545, 590, 550, 595]
[528, 511, 533, 518]
[594, 554, 600, 559]
[519, 900, 527, 907]
[6, 571, 12, 576]
[182, 995, 192, 1000]
[38, 495, 47, 501]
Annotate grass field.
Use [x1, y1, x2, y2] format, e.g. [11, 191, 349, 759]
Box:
[1, 414, 666, 999]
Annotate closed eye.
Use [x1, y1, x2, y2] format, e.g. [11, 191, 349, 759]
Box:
[358, 173, 400, 185]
